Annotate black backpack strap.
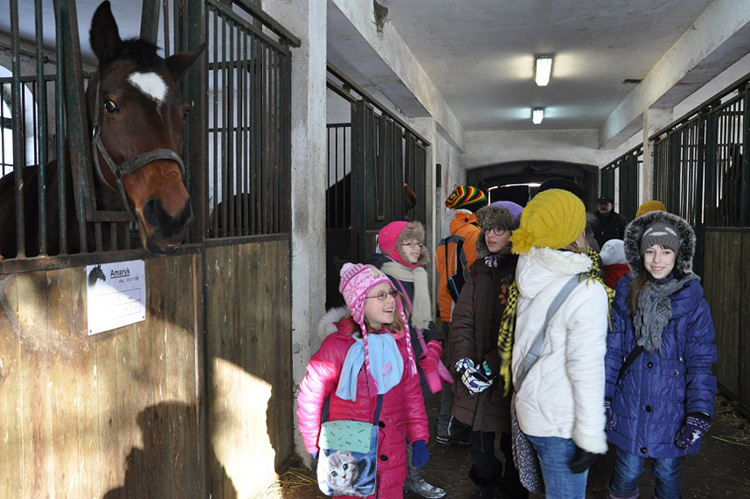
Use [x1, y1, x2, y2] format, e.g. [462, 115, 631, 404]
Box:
[616, 345, 644, 386]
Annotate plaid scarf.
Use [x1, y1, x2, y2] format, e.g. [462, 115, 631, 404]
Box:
[497, 247, 614, 396]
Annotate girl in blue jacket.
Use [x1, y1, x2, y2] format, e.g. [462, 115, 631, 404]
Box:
[604, 211, 717, 499]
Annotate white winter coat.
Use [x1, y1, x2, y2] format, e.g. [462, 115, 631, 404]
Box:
[512, 247, 609, 454]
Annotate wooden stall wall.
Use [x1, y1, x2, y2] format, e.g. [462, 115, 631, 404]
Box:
[703, 228, 750, 416]
[0, 253, 204, 497]
[205, 237, 293, 498]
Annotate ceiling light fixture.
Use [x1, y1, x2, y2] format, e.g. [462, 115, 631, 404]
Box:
[532, 107, 544, 125]
[534, 55, 553, 86]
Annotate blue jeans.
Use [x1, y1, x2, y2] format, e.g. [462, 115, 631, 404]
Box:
[526, 435, 588, 499]
[609, 446, 681, 499]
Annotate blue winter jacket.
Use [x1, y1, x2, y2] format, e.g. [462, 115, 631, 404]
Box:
[605, 274, 717, 458]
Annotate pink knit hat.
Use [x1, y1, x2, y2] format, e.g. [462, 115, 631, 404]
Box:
[339, 263, 393, 326]
[338, 263, 417, 384]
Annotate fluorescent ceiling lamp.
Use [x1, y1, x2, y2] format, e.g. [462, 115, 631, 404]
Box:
[532, 107, 544, 125]
[535, 55, 552, 86]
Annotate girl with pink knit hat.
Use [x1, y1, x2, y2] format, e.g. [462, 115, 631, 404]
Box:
[369, 221, 447, 499]
[297, 263, 429, 498]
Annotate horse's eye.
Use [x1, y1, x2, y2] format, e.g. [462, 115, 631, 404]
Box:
[104, 100, 118, 113]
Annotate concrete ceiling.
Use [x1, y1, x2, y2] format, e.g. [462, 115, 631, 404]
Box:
[328, 0, 750, 137]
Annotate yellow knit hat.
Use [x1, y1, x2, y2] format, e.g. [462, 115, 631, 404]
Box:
[510, 189, 586, 254]
[635, 200, 666, 218]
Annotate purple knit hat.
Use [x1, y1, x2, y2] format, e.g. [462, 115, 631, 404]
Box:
[491, 200, 524, 223]
[338, 263, 417, 386]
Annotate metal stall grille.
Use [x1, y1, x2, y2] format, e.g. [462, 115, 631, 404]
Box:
[326, 63, 430, 263]
[205, 0, 294, 240]
[601, 146, 642, 221]
[0, 0, 204, 269]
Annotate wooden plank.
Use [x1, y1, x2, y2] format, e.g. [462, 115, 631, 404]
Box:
[740, 232, 750, 414]
[705, 230, 741, 396]
[45, 266, 88, 496]
[0, 275, 22, 497]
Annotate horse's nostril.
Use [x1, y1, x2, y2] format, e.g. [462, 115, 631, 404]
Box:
[143, 199, 161, 229]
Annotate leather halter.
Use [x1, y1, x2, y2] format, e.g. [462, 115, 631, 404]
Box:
[90, 76, 185, 222]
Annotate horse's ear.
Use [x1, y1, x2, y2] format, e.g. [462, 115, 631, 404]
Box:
[89, 1, 123, 66]
[165, 44, 206, 81]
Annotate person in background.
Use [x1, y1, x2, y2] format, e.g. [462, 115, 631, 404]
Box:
[434, 185, 486, 447]
[635, 199, 667, 218]
[594, 194, 628, 248]
[370, 221, 446, 499]
[450, 200, 528, 499]
[604, 212, 717, 499]
[537, 178, 599, 252]
[600, 239, 630, 289]
[297, 263, 430, 498]
[500, 189, 611, 498]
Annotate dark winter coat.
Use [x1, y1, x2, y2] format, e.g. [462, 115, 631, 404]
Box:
[369, 252, 442, 400]
[449, 254, 517, 433]
[594, 210, 628, 248]
[605, 210, 717, 459]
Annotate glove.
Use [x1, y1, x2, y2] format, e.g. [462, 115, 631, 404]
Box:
[675, 413, 711, 450]
[411, 440, 429, 468]
[604, 399, 617, 431]
[419, 340, 443, 373]
[475, 360, 495, 382]
[455, 358, 493, 395]
[568, 446, 598, 473]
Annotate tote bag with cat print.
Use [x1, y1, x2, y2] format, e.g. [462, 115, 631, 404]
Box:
[316, 419, 379, 497]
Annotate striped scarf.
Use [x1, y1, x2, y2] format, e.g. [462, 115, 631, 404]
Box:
[497, 247, 614, 396]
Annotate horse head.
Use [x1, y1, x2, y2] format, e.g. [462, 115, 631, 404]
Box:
[88, 1, 204, 253]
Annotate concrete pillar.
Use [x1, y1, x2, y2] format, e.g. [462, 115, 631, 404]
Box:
[641, 108, 673, 203]
[263, 0, 327, 464]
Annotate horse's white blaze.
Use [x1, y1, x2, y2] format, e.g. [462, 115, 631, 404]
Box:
[128, 72, 167, 105]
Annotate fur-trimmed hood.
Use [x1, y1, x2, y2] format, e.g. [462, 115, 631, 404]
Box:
[624, 210, 696, 278]
[317, 306, 349, 342]
[377, 221, 429, 267]
[475, 203, 521, 259]
[515, 246, 593, 300]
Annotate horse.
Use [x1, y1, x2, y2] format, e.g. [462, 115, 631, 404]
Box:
[0, 1, 204, 258]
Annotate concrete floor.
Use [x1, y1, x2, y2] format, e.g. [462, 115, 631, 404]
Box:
[280, 394, 750, 498]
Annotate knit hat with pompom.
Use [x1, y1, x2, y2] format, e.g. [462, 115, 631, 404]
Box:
[510, 189, 586, 254]
[635, 200, 667, 218]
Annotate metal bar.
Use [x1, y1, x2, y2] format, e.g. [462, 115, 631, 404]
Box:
[742, 86, 750, 227]
[222, 0, 301, 47]
[10, 0, 26, 257]
[208, 0, 293, 54]
[140, 0, 162, 44]
[57, 0, 93, 252]
[34, 0, 49, 255]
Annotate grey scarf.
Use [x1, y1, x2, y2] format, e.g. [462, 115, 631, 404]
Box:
[633, 274, 699, 353]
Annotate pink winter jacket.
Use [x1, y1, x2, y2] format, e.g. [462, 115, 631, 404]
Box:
[297, 308, 429, 498]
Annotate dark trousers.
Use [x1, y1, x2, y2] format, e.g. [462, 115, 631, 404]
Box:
[470, 431, 526, 496]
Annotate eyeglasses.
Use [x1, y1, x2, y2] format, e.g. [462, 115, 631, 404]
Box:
[365, 290, 399, 301]
[486, 227, 508, 237]
[402, 241, 424, 249]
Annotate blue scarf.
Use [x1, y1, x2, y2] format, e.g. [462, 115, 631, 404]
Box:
[336, 334, 404, 400]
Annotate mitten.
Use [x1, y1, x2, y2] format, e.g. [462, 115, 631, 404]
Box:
[568, 446, 598, 473]
[419, 340, 443, 373]
[475, 360, 495, 382]
[411, 440, 429, 468]
[604, 399, 617, 431]
[455, 358, 492, 395]
[675, 413, 711, 450]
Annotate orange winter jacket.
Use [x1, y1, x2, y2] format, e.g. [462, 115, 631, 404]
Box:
[435, 212, 481, 323]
